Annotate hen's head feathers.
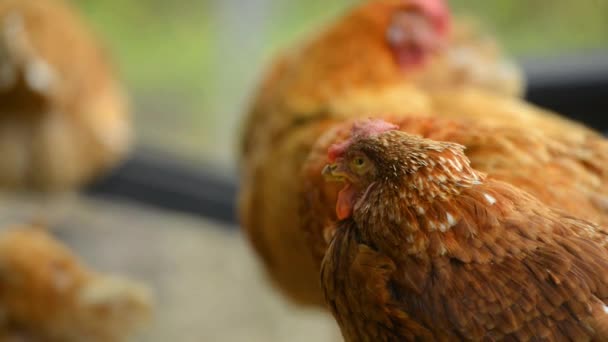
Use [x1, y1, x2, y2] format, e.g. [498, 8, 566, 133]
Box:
[324, 119, 483, 220]
[326, 118, 473, 180]
[328, 119, 399, 162]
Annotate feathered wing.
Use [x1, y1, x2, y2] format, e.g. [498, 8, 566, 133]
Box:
[430, 88, 597, 140]
[323, 180, 608, 340]
[322, 222, 437, 341]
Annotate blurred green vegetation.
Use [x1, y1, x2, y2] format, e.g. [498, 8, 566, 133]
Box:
[74, 0, 608, 167]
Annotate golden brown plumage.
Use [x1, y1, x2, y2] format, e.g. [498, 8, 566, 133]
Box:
[240, 0, 523, 171]
[245, 111, 608, 308]
[239, 0, 608, 308]
[0, 225, 152, 341]
[321, 121, 608, 340]
[0, 0, 130, 190]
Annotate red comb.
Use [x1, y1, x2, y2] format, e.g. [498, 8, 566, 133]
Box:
[387, 0, 451, 67]
[410, 0, 450, 35]
[328, 119, 399, 162]
[352, 119, 399, 138]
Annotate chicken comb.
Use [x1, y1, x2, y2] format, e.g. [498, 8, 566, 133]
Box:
[387, 0, 451, 67]
[328, 119, 399, 162]
[409, 0, 450, 35]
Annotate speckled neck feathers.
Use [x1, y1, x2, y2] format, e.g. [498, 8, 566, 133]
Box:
[351, 131, 485, 250]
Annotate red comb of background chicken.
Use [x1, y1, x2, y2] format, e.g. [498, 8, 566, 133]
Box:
[411, 0, 450, 34]
[328, 119, 399, 162]
[387, 0, 451, 66]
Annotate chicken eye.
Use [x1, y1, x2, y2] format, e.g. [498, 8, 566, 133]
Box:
[350, 156, 368, 173]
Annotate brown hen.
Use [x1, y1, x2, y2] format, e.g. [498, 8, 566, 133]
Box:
[240, 0, 524, 171]
[0, 0, 130, 191]
[0, 225, 152, 341]
[321, 120, 608, 341]
[239, 0, 607, 308]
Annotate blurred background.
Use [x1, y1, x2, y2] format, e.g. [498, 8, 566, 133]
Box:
[77, 1, 606, 340]
[75, 0, 608, 169]
[0, 0, 606, 341]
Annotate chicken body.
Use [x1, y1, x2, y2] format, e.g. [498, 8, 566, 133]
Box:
[243, 112, 608, 309]
[0, 0, 130, 190]
[321, 124, 608, 340]
[0, 226, 152, 341]
[239, 0, 608, 307]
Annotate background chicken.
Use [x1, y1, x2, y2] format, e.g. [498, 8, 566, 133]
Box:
[321, 121, 608, 340]
[0, 225, 152, 341]
[241, 0, 524, 173]
[238, 0, 608, 307]
[240, 0, 522, 306]
[0, 0, 130, 191]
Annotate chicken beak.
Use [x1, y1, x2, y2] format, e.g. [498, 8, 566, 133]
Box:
[322, 163, 350, 182]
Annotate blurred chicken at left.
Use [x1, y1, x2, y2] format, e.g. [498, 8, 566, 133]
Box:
[0, 225, 153, 341]
[0, 0, 130, 191]
[0, 0, 153, 340]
